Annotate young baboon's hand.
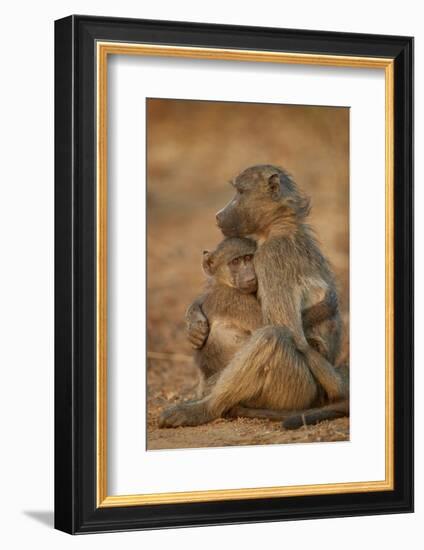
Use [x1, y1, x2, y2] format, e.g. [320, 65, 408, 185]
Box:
[187, 318, 209, 349]
[185, 303, 209, 349]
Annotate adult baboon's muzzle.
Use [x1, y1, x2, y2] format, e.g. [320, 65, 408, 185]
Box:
[215, 204, 240, 237]
[215, 209, 225, 228]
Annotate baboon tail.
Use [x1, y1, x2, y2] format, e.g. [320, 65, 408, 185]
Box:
[282, 400, 349, 430]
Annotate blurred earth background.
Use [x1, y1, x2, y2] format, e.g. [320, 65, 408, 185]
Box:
[146, 98, 349, 450]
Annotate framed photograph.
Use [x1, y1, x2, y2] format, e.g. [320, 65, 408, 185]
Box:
[54, 15, 413, 534]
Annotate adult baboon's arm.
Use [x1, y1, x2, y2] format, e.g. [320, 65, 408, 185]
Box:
[185, 296, 210, 349]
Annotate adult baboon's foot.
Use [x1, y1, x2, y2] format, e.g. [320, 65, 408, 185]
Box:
[159, 400, 213, 428]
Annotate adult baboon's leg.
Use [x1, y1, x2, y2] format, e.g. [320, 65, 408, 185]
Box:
[159, 326, 318, 428]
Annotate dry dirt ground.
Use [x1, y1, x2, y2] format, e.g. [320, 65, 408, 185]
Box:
[146, 99, 350, 450]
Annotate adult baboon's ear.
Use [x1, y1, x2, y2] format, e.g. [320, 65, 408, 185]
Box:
[202, 250, 215, 276]
[268, 173, 281, 199]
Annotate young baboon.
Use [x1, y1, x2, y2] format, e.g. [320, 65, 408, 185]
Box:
[160, 165, 348, 429]
[191, 237, 263, 396]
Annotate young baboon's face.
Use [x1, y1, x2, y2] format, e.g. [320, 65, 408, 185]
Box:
[215, 165, 308, 238]
[202, 238, 257, 294]
[224, 253, 257, 294]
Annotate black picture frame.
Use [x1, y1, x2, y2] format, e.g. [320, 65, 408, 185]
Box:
[55, 14, 414, 534]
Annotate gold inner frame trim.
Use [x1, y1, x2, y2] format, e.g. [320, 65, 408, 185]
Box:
[96, 41, 394, 508]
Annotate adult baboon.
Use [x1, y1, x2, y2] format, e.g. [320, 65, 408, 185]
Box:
[160, 165, 348, 429]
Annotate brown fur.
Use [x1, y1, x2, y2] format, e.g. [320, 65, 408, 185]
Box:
[160, 165, 348, 429]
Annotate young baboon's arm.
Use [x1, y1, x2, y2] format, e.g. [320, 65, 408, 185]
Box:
[302, 289, 338, 330]
[185, 296, 210, 349]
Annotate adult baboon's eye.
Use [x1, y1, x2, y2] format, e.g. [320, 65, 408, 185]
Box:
[244, 255, 253, 262]
[231, 257, 240, 266]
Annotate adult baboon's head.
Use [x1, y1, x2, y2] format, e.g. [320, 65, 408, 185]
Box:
[215, 165, 310, 239]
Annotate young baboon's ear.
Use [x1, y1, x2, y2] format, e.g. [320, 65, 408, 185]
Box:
[268, 173, 281, 198]
[202, 250, 215, 276]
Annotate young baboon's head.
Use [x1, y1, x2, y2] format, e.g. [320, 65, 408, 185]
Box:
[202, 238, 257, 294]
[216, 165, 310, 239]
